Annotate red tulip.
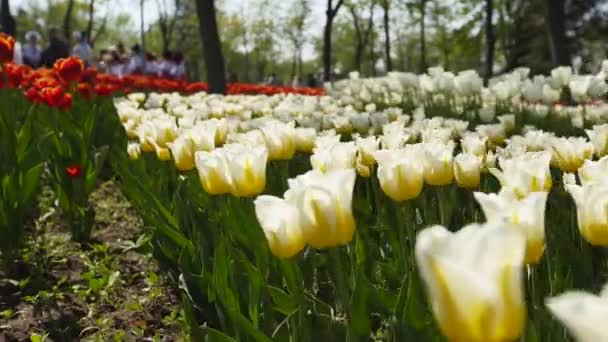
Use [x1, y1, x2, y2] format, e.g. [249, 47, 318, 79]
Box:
[65, 164, 83, 178]
[0, 33, 15, 63]
[54, 57, 84, 82]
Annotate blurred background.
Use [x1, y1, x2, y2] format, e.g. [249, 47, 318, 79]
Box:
[2, 0, 608, 85]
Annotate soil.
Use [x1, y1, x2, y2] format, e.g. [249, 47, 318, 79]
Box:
[0, 181, 186, 342]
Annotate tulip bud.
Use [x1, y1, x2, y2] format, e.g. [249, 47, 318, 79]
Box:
[127, 143, 141, 160]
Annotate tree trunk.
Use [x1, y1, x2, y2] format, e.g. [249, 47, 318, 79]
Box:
[0, 0, 15, 36]
[484, 0, 495, 83]
[194, 0, 226, 94]
[382, 1, 392, 72]
[140, 0, 146, 51]
[323, 3, 334, 82]
[63, 0, 75, 41]
[419, 0, 427, 73]
[544, 0, 569, 66]
[86, 0, 95, 40]
[297, 48, 303, 77]
[323, 0, 344, 82]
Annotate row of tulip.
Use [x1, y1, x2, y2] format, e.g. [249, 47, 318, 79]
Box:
[0, 30, 324, 267]
[111, 85, 608, 341]
[326, 65, 608, 138]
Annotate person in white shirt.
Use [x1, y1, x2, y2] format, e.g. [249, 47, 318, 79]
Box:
[157, 50, 175, 79]
[126, 44, 145, 75]
[22, 31, 41, 67]
[171, 51, 186, 80]
[144, 52, 158, 76]
[72, 31, 94, 66]
[108, 50, 125, 77]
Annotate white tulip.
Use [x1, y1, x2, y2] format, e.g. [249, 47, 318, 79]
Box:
[416, 222, 526, 342]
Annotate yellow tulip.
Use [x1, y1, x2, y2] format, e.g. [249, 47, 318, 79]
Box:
[416, 223, 526, 342]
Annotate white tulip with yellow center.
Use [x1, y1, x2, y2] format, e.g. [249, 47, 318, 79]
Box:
[167, 135, 195, 171]
[415, 222, 526, 342]
[136, 121, 157, 153]
[127, 143, 141, 160]
[254, 196, 306, 259]
[423, 141, 455, 186]
[577, 156, 608, 186]
[475, 124, 506, 146]
[586, 124, 608, 157]
[490, 151, 552, 198]
[375, 146, 425, 201]
[498, 114, 516, 133]
[259, 120, 297, 161]
[461, 133, 488, 158]
[310, 141, 356, 173]
[194, 149, 233, 195]
[551, 137, 594, 173]
[546, 284, 608, 342]
[474, 190, 548, 264]
[152, 117, 178, 148]
[223, 143, 269, 197]
[566, 182, 608, 246]
[284, 169, 357, 249]
[294, 127, 317, 153]
[454, 153, 482, 189]
[355, 135, 379, 166]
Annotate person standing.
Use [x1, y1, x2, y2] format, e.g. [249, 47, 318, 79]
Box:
[22, 31, 42, 68]
[72, 31, 93, 66]
[126, 44, 145, 75]
[171, 51, 186, 80]
[157, 50, 175, 79]
[40, 27, 69, 67]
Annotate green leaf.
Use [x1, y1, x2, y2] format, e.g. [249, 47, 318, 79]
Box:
[350, 270, 371, 337]
[267, 286, 297, 315]
[200, 326, 239, 342]
[20, 164, 43, 203]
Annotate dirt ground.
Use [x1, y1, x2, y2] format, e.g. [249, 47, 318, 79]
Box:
[0, 181, 187, 342]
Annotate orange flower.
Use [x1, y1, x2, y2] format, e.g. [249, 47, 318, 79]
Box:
[54, 57, 84, 82]
[0, 33, 15, 62]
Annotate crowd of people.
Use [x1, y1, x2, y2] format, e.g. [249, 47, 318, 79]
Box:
[14, 28, 187, 80]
